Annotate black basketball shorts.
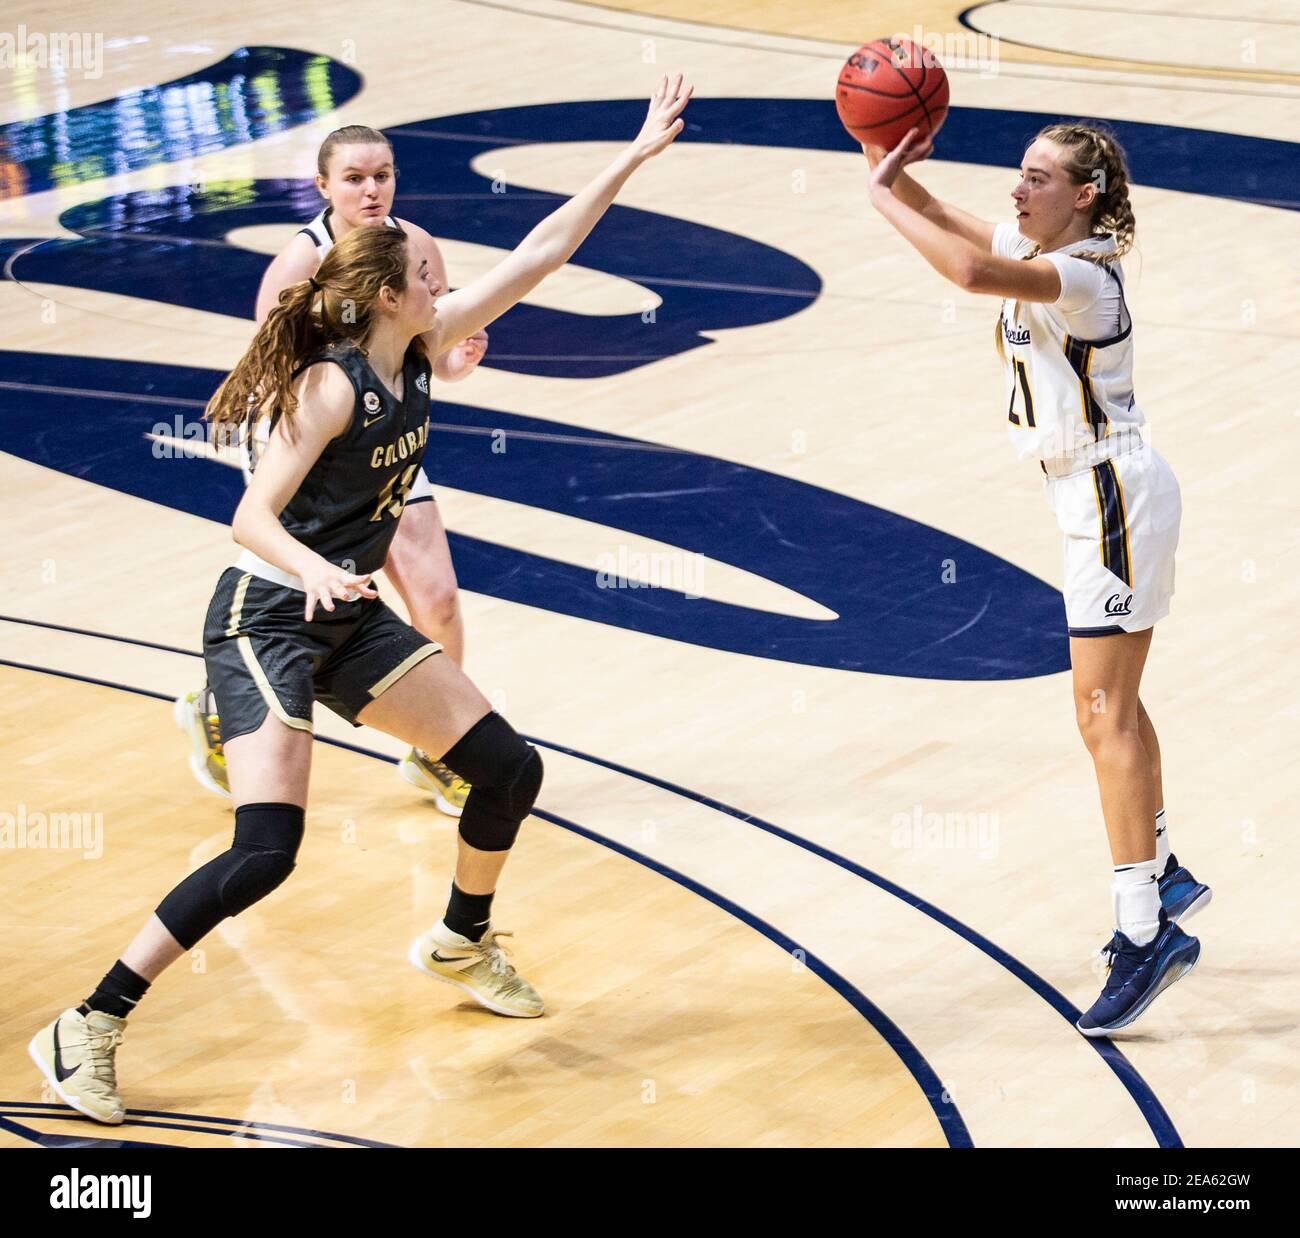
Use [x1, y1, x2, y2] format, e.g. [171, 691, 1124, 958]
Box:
[203, 567, 442, 742]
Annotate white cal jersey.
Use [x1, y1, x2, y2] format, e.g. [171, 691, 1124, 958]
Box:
[300, 204, 398, 261]
[241, 207, 400, 480]
[993, 222, 1143, 462]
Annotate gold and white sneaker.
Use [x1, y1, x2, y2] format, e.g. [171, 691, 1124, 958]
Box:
[29, 1007, 127, 1125]
[398, 748, 469, 817]
[408, 923, 543, 1018]
[174, 687, 230, 799]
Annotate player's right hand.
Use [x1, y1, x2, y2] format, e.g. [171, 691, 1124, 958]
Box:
[630, 73, 693, 161]
[868, 126, 934, 193]
[302, 561, 378, 620]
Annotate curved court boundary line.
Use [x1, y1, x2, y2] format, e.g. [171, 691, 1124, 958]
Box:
[958, 0, 1300, 81]
[0, 1102, 400, 1149]
[0, 656, 969, 1149]
[0, 617, 1181, 1146]
[0, 1113, 392, 1150]
[999, 0, 1300, 26]
[0, 617, 1182, 1146]
[451, 0, 1300, 97]
[522, 735, 1183, 1146]
[530, 806, 967, 1146]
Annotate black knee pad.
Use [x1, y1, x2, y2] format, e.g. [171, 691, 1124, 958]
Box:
[440, 712, 543, 851]
[219, 804, 304, 913]
[156, 803, 304, 949]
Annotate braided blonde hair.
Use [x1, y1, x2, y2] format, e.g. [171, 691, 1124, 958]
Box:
[996, 122, 1136, 359]
[1036, 121, 1135, 260]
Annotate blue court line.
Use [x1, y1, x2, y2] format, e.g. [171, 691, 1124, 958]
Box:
[0, 1113, 374, 1149]
[0, 1114, 174, 1149]
[0, 613, 198, 658]
[520, 735, 1184, 1148]
[529, 806, 968, 1146]
[0, 633, 1183, 1147]
[0, 656, 969, 1148]
[1, 1102, 399, 1148]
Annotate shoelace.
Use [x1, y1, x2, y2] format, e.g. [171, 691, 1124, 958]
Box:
[426, 758, 468, 790]
[82, 1025, 124, 1084]
[476, 930, 518, 978]
[1098, 936, 1120, 970]
[1098, 933, 1147, 993]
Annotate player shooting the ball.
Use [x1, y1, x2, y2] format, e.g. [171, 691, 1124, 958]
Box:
[860, 118, 1210, 1037]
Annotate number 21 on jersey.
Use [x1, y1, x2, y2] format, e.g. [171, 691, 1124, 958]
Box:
[1007, 359, 1036, 428]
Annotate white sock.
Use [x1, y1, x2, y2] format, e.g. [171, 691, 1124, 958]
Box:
[1113, 858, 1161, 945]
[1154, 808, 1170, 868]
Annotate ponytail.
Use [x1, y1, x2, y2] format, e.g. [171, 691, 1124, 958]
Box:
[206, 280, 323, 444]
[205, 225, 414, 443]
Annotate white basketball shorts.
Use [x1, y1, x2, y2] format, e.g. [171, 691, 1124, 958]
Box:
[406, 466, 435, 504]
[1044, 441, 1181, 636]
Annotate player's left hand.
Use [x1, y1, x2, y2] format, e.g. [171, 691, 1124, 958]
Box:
[630, 73, 694, 162]
[436, 329, 488, 381]
[868, 127, 934, 193]
[457, 329, 489, 367]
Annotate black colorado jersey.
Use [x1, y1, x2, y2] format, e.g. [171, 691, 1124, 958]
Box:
[273, 339, 432, 576]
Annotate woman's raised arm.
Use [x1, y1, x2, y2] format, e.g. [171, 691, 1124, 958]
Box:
[423, 74, 692, 353]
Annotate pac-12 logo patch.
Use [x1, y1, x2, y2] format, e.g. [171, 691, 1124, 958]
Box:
[363, 390, 382, 414]
[415, 372, 429, 394]
[1105, 593, 1134, 616]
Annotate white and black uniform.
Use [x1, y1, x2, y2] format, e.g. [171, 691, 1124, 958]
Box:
[242, 206, 437, 505]
[994, 222, 1181, 636]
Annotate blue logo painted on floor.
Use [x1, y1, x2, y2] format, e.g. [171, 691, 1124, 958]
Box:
[66, 85, 1300, 674]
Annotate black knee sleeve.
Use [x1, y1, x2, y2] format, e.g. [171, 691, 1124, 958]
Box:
[441, 712, 543, 851]
[155, 803, 304, 949]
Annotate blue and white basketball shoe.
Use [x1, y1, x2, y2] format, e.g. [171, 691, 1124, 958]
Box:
[1158, 853, 1212, 925]
[1077, 911, 1200, 1037]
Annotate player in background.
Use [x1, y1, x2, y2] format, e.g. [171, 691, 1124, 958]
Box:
[176, 124, 484, 816]
[862, 121, 1211, 1036]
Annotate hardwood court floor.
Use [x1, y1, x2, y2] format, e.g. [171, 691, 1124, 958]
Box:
[1, 0, 1298, 1147]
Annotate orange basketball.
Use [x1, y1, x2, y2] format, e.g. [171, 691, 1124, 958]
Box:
[835, 36, 950, 150]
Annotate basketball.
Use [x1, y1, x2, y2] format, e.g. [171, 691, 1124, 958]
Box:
[835, 36, 950, 150]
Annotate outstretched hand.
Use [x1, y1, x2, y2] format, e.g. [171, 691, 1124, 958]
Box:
[867, 127, 934, 194]
[630, 73, 693, 161]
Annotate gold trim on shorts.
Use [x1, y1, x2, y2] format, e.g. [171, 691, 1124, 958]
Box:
[368, 642, 443, 698]
[227, 570, 313, 734]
